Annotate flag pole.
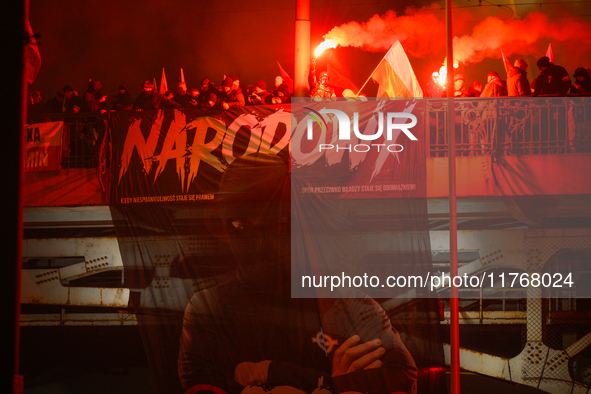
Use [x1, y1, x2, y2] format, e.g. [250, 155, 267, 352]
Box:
[3, 0, 27, 392]
[446, 0, 460, 392]
[294, 0, 310, 97]
[357, 56, 386, 96]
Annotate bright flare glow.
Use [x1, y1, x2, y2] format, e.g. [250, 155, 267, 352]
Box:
[315, 39, 338, 58]
[438, 66, 447, 87]
[437, 63, 459, 87]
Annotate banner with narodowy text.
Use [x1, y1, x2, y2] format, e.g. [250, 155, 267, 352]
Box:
[108, 106, 445, 394]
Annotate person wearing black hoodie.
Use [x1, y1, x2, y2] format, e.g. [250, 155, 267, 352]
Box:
[570, 68, 591, 94]
[109, 85, 134, 111]
[507, 59, 531, 97]
[178, 153, 417, 394]
[534, 56, 571, 96]
[134, 80, 181, 110]
[83, 80, 107, 113]
[219, 77, 245, 110]
[62, 85, 83, 113]
[481, 71, 508, 97]
[271, 82, 292, 104]
[45, 90, 65, 114]
[196, 78, 219, 109]
[247, 81, 272, 105]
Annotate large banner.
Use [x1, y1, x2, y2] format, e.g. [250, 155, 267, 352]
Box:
[110, 102, 425, 202]
[289, 99, 430, 299]
[109, 105, 444, 394]
[111, 107, 291, 203]
[25, 121, 63, 171]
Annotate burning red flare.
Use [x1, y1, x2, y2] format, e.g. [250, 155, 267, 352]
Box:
[315, 39, 337, 58]
[437, 61, 459, 87]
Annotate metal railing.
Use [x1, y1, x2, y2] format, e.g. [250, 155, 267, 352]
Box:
[28, 112, 107, 168]
[28, 98, 591, 171]
[427, 96, 591, 157]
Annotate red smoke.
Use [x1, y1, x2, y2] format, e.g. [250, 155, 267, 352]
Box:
[324, 4, 445, 58]
[453, 12, 591, 64]
[323, 4, 591, 66]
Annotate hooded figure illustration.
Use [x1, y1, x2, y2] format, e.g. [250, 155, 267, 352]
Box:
[178, 153, 417, 394]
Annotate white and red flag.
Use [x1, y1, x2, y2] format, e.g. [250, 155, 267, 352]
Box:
[546, 43, 554, 63]
[159, 68, 168, 94]
[501, 49, 513, 76]
[276, 61, 294, 93]
[25, 122, 63, 171]
[25, 20, 41, 84]
[327, 64, 358, 96]
[371, 41, 423, 98]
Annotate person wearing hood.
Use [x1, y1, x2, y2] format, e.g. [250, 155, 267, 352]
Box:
[570, 67, 591, 94]
[178, 153, 418, 394]
[425, 71, 445, 97]
[466, 81, 483, 97]
[134, 80, 181, 110]
[507, 59, 531, 97]
[271, 82, 292, 104]
[173, 82, 194, 108]
[227, 74, 245, 108]
[109, 85, 134, 111]
[219, 77, 245, 110]
[197, 78, 219, 109]
[247, 81, 272, 105]
[83, 80, 107, 113]
[453, 74, 468, 97]
[481, 72, 508, 97]
[534, 56, 571, 96]
[45, 90, 65, 114]
[62, 85, 83, 113]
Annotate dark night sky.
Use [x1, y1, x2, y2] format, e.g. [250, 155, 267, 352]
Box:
[29, 0, 591, 99]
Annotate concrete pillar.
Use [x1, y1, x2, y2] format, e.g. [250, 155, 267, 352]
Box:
[294, 0, 310, 97]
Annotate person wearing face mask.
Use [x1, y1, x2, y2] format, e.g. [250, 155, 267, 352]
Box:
[134, 80, 181, 111]
[109, 85, 134, 111]
[62, 85, 83, 113]
[178, 153, 417, 394]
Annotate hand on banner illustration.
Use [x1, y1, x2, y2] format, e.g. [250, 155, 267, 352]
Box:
[234, 361, 272, 387]
[331, 336, 384, 377]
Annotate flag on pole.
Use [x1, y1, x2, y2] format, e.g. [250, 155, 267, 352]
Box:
[180, 68, 185, 83]
[546, 43, 554, 64]
[276, 61, 294, 93]
[159, 68, 168, 94]
[327, 64, 358, 96]
[371, 41, 423, 98]
[25, 20, 41, 84]
[501, 49, 513, 76]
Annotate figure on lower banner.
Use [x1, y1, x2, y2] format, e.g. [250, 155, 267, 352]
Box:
[178, 153, 417, 394]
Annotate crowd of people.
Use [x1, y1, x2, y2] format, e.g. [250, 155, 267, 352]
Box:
[28, 75, 293, 117]
[424, 56, 591, 98]
[28, 55, 591, 118]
